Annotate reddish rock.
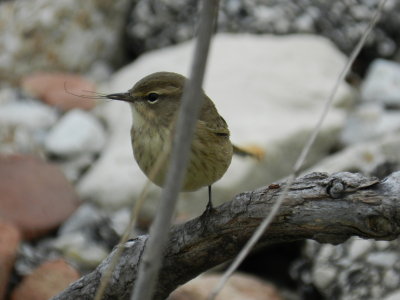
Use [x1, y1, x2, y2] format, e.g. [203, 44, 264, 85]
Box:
[0, 154, 80, 239]
[11, 259, 80, 300]
[0, 221, 21, 300]
[170, 273, 283, 300]
[21, 72, 97, 111]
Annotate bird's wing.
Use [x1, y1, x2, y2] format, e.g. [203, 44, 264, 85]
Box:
[197, 118, 230, 137]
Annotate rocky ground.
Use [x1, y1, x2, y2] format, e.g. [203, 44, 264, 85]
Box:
[1, 1, 400, 300]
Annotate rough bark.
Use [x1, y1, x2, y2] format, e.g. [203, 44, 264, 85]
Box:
[52, 171, 400, 300]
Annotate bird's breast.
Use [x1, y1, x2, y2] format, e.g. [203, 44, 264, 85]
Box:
[130, 118, 233, 191]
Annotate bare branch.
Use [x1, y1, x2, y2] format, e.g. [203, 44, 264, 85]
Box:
[52, 171, 400, 300]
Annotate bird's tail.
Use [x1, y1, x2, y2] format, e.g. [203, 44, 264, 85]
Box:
[232, 144, 265, 161]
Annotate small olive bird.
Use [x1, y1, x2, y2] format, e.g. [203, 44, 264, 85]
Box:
[106, 72, 258, 211]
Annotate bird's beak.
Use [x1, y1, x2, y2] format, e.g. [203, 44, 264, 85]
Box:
[105, 92, 133, 102]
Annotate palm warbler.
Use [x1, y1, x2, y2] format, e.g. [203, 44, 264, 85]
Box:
[106, 72, 254, 210]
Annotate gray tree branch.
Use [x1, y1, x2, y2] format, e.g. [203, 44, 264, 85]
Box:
[52, 171, 400, 300]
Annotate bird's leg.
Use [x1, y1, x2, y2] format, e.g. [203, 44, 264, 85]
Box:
[205, 185, 214, 212]
[200, 185, 215, 220]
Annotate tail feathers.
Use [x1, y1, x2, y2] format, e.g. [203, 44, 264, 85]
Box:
[232, 144, 265, 161]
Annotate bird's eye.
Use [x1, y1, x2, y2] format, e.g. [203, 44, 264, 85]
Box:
[146, 93, 159, 103]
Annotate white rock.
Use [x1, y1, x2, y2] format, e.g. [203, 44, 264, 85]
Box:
[361, 59, 400, 106]
[78, 33, 353, 211]
[348, 238, 373, 260]
[366, 252, 398, 267]
[316, 244, 336, 263]
[0, 100, 57, 130]
[45, 109, 105, 157]
[312, 265, 337, 290]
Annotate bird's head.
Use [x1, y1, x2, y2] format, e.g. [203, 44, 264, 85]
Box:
[106, 72, 187, 127]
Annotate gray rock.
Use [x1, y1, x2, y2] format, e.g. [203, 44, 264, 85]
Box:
[361, 59, 400, 107]
[45, 109, 106, 157]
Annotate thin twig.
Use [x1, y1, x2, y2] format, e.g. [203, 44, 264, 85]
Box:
[207, 1, 387, 298]
[130, 1, 220, 300]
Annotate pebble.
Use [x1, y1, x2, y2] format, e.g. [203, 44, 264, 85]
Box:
[312, 265, 337, 290]
[315, 244, 336, 263]
[0, 154, 80, 239]
[10, 259, 80, 300]
[21, 72, 97, 111]
[45, 109, 106, 157]
[348, 238, 374, 260]
[0, 221, 21, 299]
[366, 252, 398, 267]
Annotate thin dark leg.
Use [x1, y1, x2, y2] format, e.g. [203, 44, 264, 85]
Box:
[200, 185, 214, 221]
[206, 185, 213, 212]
